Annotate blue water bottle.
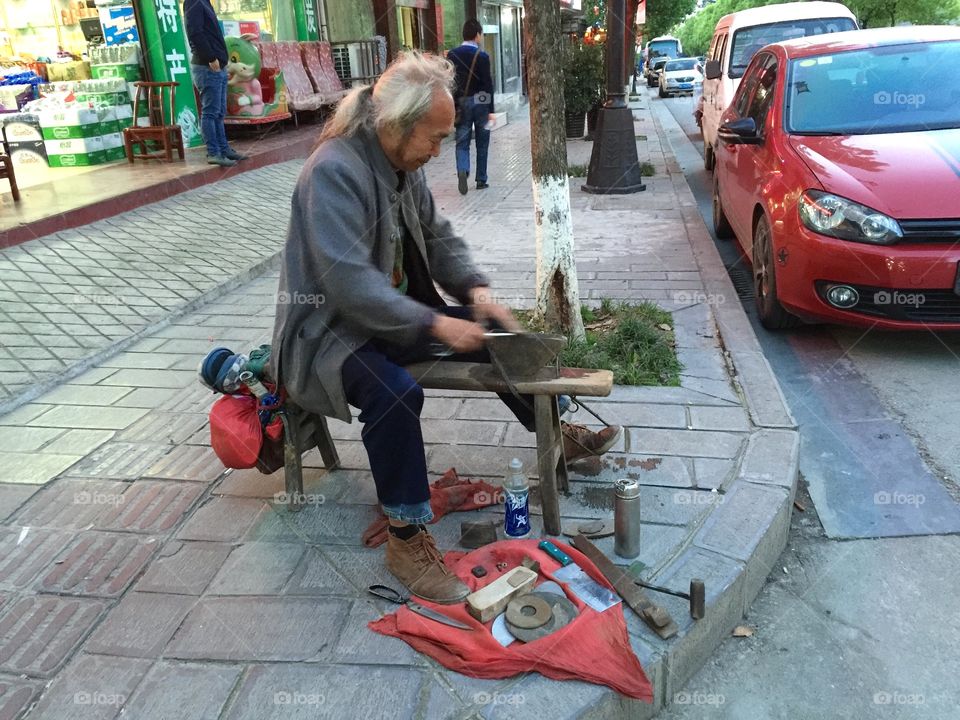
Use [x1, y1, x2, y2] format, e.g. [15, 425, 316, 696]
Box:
[504, 457, 530, 538]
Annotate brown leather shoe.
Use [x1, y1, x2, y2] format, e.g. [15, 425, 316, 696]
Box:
[562, 422, 623, 464]
[385, 526, 469, 604]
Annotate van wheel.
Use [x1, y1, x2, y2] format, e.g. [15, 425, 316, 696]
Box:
[703, 141, 715, 171]
[712, 173, 733, 240]
[753, 215, 800, 330]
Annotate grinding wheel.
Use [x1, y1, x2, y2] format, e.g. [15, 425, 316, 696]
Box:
[505, 595, 552, 629]
[505, 591, 579, 643]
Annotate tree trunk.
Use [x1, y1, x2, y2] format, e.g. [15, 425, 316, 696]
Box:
[523, 0, 586, 341]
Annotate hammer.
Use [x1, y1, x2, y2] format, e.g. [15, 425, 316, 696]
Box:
[634, 578, 706, 620]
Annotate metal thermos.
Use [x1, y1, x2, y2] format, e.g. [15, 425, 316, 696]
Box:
[614, 479, 641, 558]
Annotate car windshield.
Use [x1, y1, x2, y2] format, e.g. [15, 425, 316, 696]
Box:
[653, 58, 670, 69]
[729, 17, 857, 78]
[666, 59, 697, 71]
[786, 40, 960, 135]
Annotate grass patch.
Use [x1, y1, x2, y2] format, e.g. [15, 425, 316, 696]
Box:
[640, 162, 656, 176]
[517, 299, 681, 386]
[635, 134, 647, 141]
[567, 163, 589, 178]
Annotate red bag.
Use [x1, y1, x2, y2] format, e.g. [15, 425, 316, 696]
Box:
[209, 394, 264, 469]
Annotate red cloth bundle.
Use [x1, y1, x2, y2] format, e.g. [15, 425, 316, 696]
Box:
[369, 538, 653, 701]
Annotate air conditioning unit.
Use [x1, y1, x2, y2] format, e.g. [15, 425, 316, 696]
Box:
[332, 42, 380, 87]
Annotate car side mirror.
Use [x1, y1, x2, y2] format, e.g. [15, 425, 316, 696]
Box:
[705, 60, 722, 80]
[718, 117, 762, 145]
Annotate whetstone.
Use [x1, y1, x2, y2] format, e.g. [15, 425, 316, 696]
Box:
[466, 566, 538, 623]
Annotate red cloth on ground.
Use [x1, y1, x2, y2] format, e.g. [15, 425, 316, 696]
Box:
[369, 538, 653, 701]
[361, 468, 502, 547]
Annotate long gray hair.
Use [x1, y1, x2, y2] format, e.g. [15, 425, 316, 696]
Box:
[319, 51, 455, 143]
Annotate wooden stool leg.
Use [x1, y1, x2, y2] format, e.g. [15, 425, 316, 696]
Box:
[535, 395, 562, 535]
[279, 411, 304, 512]
[552, 396, 569, 493]
[314, 416, 340, 470]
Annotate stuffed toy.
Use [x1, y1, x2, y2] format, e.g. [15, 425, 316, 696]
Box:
[226, 35, 265, 116]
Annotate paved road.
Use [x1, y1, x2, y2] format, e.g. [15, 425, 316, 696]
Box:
[654, 90, 960, 719]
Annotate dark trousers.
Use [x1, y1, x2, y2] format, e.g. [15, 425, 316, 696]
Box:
[340, 307, 534, 516]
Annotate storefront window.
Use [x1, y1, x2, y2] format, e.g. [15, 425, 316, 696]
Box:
[213, 0, 297, 41]
[1, 0, 98, 59]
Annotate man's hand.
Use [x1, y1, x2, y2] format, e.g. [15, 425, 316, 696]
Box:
[469, 287, 522, 332]
[209, 59, 221, 72]
[431, 314, 486, 352]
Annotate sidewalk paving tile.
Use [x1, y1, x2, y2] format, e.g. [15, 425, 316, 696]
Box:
[0, 527, 75, 591]
[94, 480, 205, 533]
[35, 429, 114, 456]
[2, 426, 64, 453]
[143, 445, 225, 482]
[38, 531, 159, 597]
[1, 453, 83, 485]
[13, 479, 128, 529]
[206, 542, 304, 595]
[119, 660, 242, 720]
[0, 596, 106, 677]
[223, 664, 423, 719]
[165, 597, 349, 661]
[65, 442, 172, 480]
[134, 540, 233, 596]
[176, 497, 266, 543]
[33, 385, 133, 407]
[0, 485, 40, 522]
[692, 457, 738, 491]
[25, 653, 151, 719]
[84, 592, 196, 658]
[330, 599, 421, 666]
[116, 412, 207, 445]
[0, 677, 40, 720]
[285, 546, 390, 595]
[26, 405, 149, 431]
[689, 405, 752, 432]
[694, 481, 790, 563]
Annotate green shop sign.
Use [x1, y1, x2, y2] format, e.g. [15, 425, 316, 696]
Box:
[295, 0, 320, 41]
[137, 0, 203, 147]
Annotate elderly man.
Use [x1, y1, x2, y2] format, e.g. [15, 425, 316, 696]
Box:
[271, 52, 620, 604]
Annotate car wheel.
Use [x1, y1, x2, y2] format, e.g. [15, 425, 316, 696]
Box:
[703, 140, 715, 171]
[753, 214, 800, 330]
[712, 173, 733, 240]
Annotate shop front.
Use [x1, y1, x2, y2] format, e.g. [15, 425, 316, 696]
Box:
[0, 0, 324, 180]
[477, 0, 523, 111]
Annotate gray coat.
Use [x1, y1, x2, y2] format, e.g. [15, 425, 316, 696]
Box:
[270, 128, 488, 422]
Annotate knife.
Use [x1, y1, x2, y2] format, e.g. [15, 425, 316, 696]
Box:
[407, 601, 474, 630]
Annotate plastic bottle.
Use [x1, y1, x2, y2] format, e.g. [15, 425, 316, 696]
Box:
[504, 457, 531, 538]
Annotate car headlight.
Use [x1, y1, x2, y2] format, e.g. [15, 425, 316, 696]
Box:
[798, 190, 902, 245]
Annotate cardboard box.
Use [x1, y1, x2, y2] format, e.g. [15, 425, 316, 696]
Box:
[45, 61, 92, 82]
[104, 145, 127, 162]
[100, 132, 123, 150]
[45, 136, 105, 157]
[7, 140, 48, 167]
[38, 108, 102, 140]
[74, 91, 128, 109]
[1, 114, 43, 143]
[47, 150, 107, 167]
[91, 63, 142, 81]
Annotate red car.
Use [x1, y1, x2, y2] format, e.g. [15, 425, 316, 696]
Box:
[712, 26, 960, 329]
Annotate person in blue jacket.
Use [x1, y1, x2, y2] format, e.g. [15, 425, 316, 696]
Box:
[446, 19, 495, 195]
[183, 0, 247, 166]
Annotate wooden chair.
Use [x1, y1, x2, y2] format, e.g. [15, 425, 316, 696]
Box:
[0, 127, 20, 202]
[123, 81, 185, 163]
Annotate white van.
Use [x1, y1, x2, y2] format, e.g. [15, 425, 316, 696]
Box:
[643, 35, 683, 83]
[700, 1, 858, 170]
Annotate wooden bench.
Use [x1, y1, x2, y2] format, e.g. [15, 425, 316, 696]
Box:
[280, 362, 614, 536]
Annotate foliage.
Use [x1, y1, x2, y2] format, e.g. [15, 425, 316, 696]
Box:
[675, 0, 960, 55]
[567, 163, 589, 177]
[644, 0, 698, 41]
[519, 301, 682, 386]
[563, 40, 606, 115]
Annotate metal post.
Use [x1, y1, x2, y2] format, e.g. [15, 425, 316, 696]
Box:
[582, 0, 645, 194]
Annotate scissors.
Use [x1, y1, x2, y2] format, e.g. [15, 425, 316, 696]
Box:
[367, 584, 473, 631]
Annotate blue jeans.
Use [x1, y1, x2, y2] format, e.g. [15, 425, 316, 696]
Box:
[191, 64, 229, 157]
[455, 97, 490, 184]
[340, 307, 534, 524]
